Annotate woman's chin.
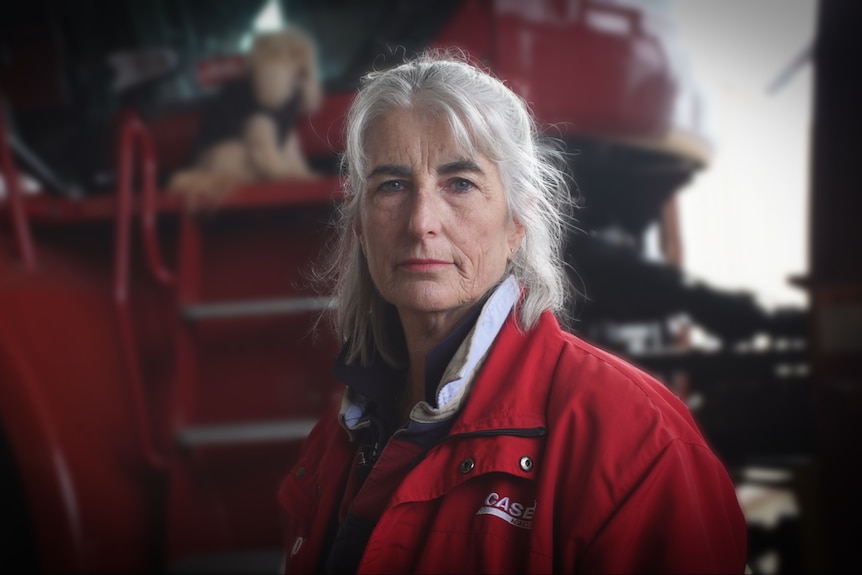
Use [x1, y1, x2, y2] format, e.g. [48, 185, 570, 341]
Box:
[389, 285, 460, 315]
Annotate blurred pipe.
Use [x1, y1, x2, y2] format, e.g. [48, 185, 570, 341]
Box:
[767, 44, 813, 95]
[0, 107, 37, 271]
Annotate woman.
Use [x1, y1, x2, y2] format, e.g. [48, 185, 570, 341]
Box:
[278, 51, 746, 574]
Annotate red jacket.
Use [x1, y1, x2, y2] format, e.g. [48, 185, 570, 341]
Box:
[278, 310, 747, 573]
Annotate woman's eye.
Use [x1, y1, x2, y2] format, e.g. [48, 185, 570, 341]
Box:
[449, 178, 476, 193]
[378, 180, 405, 193]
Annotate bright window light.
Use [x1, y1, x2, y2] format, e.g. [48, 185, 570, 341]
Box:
[240, 0, 285, 50]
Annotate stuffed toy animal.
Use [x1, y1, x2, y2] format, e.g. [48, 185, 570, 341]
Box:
[168, 27, 322, 207]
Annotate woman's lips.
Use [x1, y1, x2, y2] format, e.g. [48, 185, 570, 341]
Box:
[399, 258, 450, 272]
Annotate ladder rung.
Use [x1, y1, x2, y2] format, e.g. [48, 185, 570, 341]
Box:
[169, 549, 284, 574]
[181, 296, 335, 320]
[169, 549, 285, 574]
[176, 419, 318, 448]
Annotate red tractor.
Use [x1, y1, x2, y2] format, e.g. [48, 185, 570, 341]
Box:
[1, 0, 710, 571]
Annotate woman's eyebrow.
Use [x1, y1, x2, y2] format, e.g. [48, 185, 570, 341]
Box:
[437, 159, 483, 175]
[367, 163, 412, 179]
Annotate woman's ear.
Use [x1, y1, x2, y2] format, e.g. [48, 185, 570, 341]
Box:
[354, 224, 365, 255]
[507, 216, 526, 254]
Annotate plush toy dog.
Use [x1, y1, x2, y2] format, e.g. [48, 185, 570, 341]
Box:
[168, 28, 322, 206]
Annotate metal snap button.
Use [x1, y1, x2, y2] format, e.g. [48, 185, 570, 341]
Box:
[459, 458, 475, 474]
[519, 456, 534, 472]
[291, 536, 304, 556]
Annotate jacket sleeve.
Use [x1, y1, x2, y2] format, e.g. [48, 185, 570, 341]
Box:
[578, 438, 747, 574]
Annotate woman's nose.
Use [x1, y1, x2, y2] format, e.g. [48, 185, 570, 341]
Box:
[407, 183, 441, 239]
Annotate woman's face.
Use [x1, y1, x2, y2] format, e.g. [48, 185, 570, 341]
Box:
[356, 107, 524, 328]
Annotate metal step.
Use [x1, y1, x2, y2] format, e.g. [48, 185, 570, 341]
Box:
[181, 296, 335, 321]
[169, 549, 285, 574]
[176, 419, 318, 448]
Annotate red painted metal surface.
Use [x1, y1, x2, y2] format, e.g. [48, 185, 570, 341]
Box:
[196, 54, 248, 88]
[494, 0, 676, 139]
[431, 0, 707, 162]
[294, 92, 355, 159]
[0, 237, 168, 571]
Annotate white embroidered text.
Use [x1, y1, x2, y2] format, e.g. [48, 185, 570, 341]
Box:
[475, 492, 536, 529]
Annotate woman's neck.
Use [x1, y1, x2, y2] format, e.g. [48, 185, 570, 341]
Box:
[396, 307, 468, 422]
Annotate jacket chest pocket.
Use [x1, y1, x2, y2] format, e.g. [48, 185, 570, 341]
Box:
[363, 474, 548, 574]
[359, 433, 551, 573]
[439, 436, 543, 533]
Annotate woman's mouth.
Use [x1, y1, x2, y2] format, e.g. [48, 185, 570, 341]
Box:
[398, 258, 450, 272]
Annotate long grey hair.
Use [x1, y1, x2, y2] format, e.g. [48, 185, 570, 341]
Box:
[318, 50, 573, 367]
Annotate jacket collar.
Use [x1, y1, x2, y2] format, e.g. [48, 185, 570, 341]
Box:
[448, 309, 565, 435]
[339, 276, 522, 435]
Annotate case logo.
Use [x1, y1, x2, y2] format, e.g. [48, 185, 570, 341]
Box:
[476, 492, 536, 529]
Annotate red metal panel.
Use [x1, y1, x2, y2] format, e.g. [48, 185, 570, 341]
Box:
[429, 0, 495, 62]
[294, 92, 355, 159]
[493, 0, 677, 140]
[0, 246, 166, 571]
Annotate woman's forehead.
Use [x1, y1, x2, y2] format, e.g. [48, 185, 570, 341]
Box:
[364, 109, 474, 158]
[365, 108, 497, 169]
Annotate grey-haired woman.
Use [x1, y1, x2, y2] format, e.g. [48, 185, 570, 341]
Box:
[279, 51, 746, 574]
